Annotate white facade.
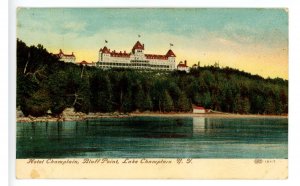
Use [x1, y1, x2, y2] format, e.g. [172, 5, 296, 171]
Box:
[193, 108, 206, 114]
[97, 41, 176, 70]
[193, 106, 206, 114]
[177, 60, 190, 72]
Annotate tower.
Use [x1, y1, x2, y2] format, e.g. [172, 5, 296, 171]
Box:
[166, 49, 176, 70]
[99, 46, 110, 62]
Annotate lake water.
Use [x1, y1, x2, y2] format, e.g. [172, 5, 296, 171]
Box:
[17, 117, 288, 159]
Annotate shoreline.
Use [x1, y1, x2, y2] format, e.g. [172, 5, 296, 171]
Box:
[16, 110, 288, 123]
[130, 112, 288, 118]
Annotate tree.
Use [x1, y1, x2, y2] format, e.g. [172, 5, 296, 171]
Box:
[250, 94, 265, 114]
[73, 76, 90, 114]
[192, 92, 202, 106]
[161, 90, 174, 112]
[22, 89, 51, 117]
[151, 79, 164, 112]
[90, 72, 113, 112]
[167, 82, 181, 109]
[280, 88, 288, 113]
[240, 97, 251, 114]
[134, 84, 144, 111]
[265, 97, 276, 114]
[142, 93, 153, 111]
[201, 92, 212, 109]
[16, 39, 288, 116]
[177, 92, 191, 112]
[121, 93, 133, 113]
[233, 94, 242, 113]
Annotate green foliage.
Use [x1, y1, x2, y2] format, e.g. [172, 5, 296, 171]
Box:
[143, 93, 153, 111]
[47, 70, 68, 116]
[16, 39, 288, 116]
[177, 92, 191, 112]
[90, 71, 113, 112]
[201, 92, 212, 109]
[265, 97, 276, 114]
[22, 89, 51, 117]
[161, 90, 174, 112]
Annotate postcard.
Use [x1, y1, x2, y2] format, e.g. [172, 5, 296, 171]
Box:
[15, 8, 288, 179]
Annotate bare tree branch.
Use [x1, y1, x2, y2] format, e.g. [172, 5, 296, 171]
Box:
[23, 52, 30, 74]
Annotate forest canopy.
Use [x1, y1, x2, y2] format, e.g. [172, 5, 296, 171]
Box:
[17, 39, 288, 117]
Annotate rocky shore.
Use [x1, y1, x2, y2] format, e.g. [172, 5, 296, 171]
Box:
[16, 108, 130, 123]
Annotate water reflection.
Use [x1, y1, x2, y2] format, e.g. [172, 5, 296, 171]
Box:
[20, 117, 287, 141]
[192, 117, 224, 135]
[17, 117, 288, 158]
[192, 117, 206, 135]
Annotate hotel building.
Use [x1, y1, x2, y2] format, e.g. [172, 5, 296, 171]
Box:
[54, 49, 76, 63]
[97, 41, 176, 70]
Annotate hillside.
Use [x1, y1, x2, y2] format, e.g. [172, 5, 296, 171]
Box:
[17, 39, 288, 117]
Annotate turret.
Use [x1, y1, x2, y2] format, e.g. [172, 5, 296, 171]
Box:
[99, 46, 111, 62]
[166, 49, 176, 70]
[132, 41, 144, 54]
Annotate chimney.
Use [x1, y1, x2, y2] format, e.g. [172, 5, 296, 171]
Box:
[184, 60, 187, 65]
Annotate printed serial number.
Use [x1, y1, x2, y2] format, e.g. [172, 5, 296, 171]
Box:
[254, 159, 276, 164]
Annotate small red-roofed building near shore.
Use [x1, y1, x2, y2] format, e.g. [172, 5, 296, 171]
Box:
[54, 49, 76, 63]
[177, 60, 190, 73]
[193, 106, 206, 114]
[78, 60, 96, 67]
[98, 41, 176, 70]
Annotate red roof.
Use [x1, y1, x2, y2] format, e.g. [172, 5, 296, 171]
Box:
[166, 49, 176, 57]
[177, 63, 188, 68]
[145, 54, 168, 60]
[98, 42, 176, 60]
[99, 47, 131, 58]
[55, 49, 75, 57]
[110, 50, 130, 58]
[132, 41, 144, 50]
[193, 106, 205, 110]
[99, 46, 110, 54]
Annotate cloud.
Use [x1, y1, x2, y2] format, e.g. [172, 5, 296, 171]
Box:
[63, 22, 87, 32]
[16, 8, 288, 79]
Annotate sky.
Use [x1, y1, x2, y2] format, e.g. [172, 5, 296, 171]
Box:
[17, 8, 288, 79]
